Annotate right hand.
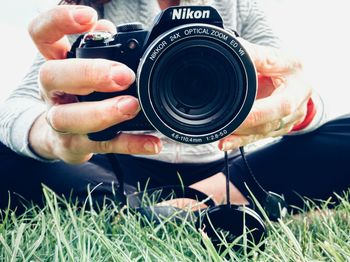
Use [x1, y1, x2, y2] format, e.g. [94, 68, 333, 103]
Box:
[28, 5, 162, 164]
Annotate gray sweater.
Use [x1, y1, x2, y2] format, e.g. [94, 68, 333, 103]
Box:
[0, 0, 283, 163]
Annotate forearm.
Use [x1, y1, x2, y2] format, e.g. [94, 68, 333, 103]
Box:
[0, 97, 46, 160]
[0, 53, 48, 160]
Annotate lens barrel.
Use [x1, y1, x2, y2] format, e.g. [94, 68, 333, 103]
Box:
[138, 24, 256, 144]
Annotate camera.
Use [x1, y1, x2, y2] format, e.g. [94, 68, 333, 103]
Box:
[68, 6, 257, 144]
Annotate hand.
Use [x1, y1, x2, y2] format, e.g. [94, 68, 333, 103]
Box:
[28, 5, 162, 164]
[219, 39, 312, 151]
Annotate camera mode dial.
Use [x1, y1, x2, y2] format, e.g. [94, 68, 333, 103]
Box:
[117, 23, 144, 33]
[82, 32, 112, 47]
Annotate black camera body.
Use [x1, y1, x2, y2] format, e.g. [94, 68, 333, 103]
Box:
[68, 6, 257, 144]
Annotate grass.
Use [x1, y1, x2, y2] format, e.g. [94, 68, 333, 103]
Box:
[0, 187, 350, 261]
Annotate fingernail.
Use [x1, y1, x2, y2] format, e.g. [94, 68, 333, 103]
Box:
[72, 6, 97, 25]
[222, 141, 235, 151]
[117, 97, 140, 115]
[111, 65, 135, 87]
[144, 141, 160, 154]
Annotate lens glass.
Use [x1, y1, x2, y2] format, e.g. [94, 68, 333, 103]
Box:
[150, 39, 246, 135]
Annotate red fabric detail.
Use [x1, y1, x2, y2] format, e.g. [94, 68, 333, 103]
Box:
[291, 98, 317, 132]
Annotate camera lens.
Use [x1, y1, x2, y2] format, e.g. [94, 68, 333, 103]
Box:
[151, 39, 245, 135]
[138, 24, 256, 144]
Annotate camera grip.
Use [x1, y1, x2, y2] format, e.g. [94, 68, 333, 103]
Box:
[87, 112, 155, 141]
[79, 91, 154, 141]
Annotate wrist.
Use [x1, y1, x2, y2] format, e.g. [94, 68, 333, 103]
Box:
[289, 91, 326, 135]
[29, 113, 58, 161]
[291, 98, 316, 132]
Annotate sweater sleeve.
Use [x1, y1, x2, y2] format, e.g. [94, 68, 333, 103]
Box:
[237, 0, 280, 48]
[0, 53, 48, 160]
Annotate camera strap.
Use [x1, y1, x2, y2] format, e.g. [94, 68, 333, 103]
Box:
[237, 146, 288, 220]
[237, 147, 269, 196]
[107, 144, 287, 220]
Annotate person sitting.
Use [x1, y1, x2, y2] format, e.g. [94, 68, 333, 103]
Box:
[2, 0, 345, 218]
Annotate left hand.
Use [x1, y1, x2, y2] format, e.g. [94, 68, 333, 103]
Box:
[219, 39, 312, 151]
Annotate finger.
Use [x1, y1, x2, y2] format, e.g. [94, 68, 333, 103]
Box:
[89, 133, 162, 155]
[234, 119, 281, 136]
[254, 47, 302, 76]
[236, 91, 291, 131]
[237, 74, 312, 131]
[54, 133, 162, 164]
[47, 96, 140, 134]
[279, 100, 308, 127]
[256, 75, 277, 99]
[235, 100, 308, 136]
[220, 101, 307, 150]
[291, 101, 308, 126]
[219, 122, 294, 151]
[94, 19, 116, 34]
[219, 133, 263, 151]
[39, 58, 135, 98]
[239, 38, 302, 76]
[28, 5, 98, 59]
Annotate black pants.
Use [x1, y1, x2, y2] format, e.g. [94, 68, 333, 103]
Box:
[1, 115, 350, 212]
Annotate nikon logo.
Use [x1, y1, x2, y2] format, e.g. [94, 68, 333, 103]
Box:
[172, 8, 210, 20]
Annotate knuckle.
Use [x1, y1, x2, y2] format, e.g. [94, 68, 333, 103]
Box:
[101, 62, 116, 84]
[248, 110, 264, 126]
[57, 135, 74, 150]
[126, 142, 139, 154]
[104, 102, 121, 119]
[57, 135, 87, 156]
[80, 61, 95, 84]
[280, 98, 293, 117]
[39, 61, 56, 89]
[93, 110, 110, 129]
[81, 59, 111, 86]
[271, 121, 281, 132]
[103, 103, 119, 118]
[119, 136, 143, 154]
[97, 141, 113, 153]
[48, 106, 64, 131]
[259, 123, 274, 134]
[92, 103, 120, 130]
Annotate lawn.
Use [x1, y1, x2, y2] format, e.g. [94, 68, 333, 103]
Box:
[0, 187, 350, 261]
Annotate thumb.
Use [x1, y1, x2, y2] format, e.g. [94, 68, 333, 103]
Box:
[238, 38, 302, 76]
